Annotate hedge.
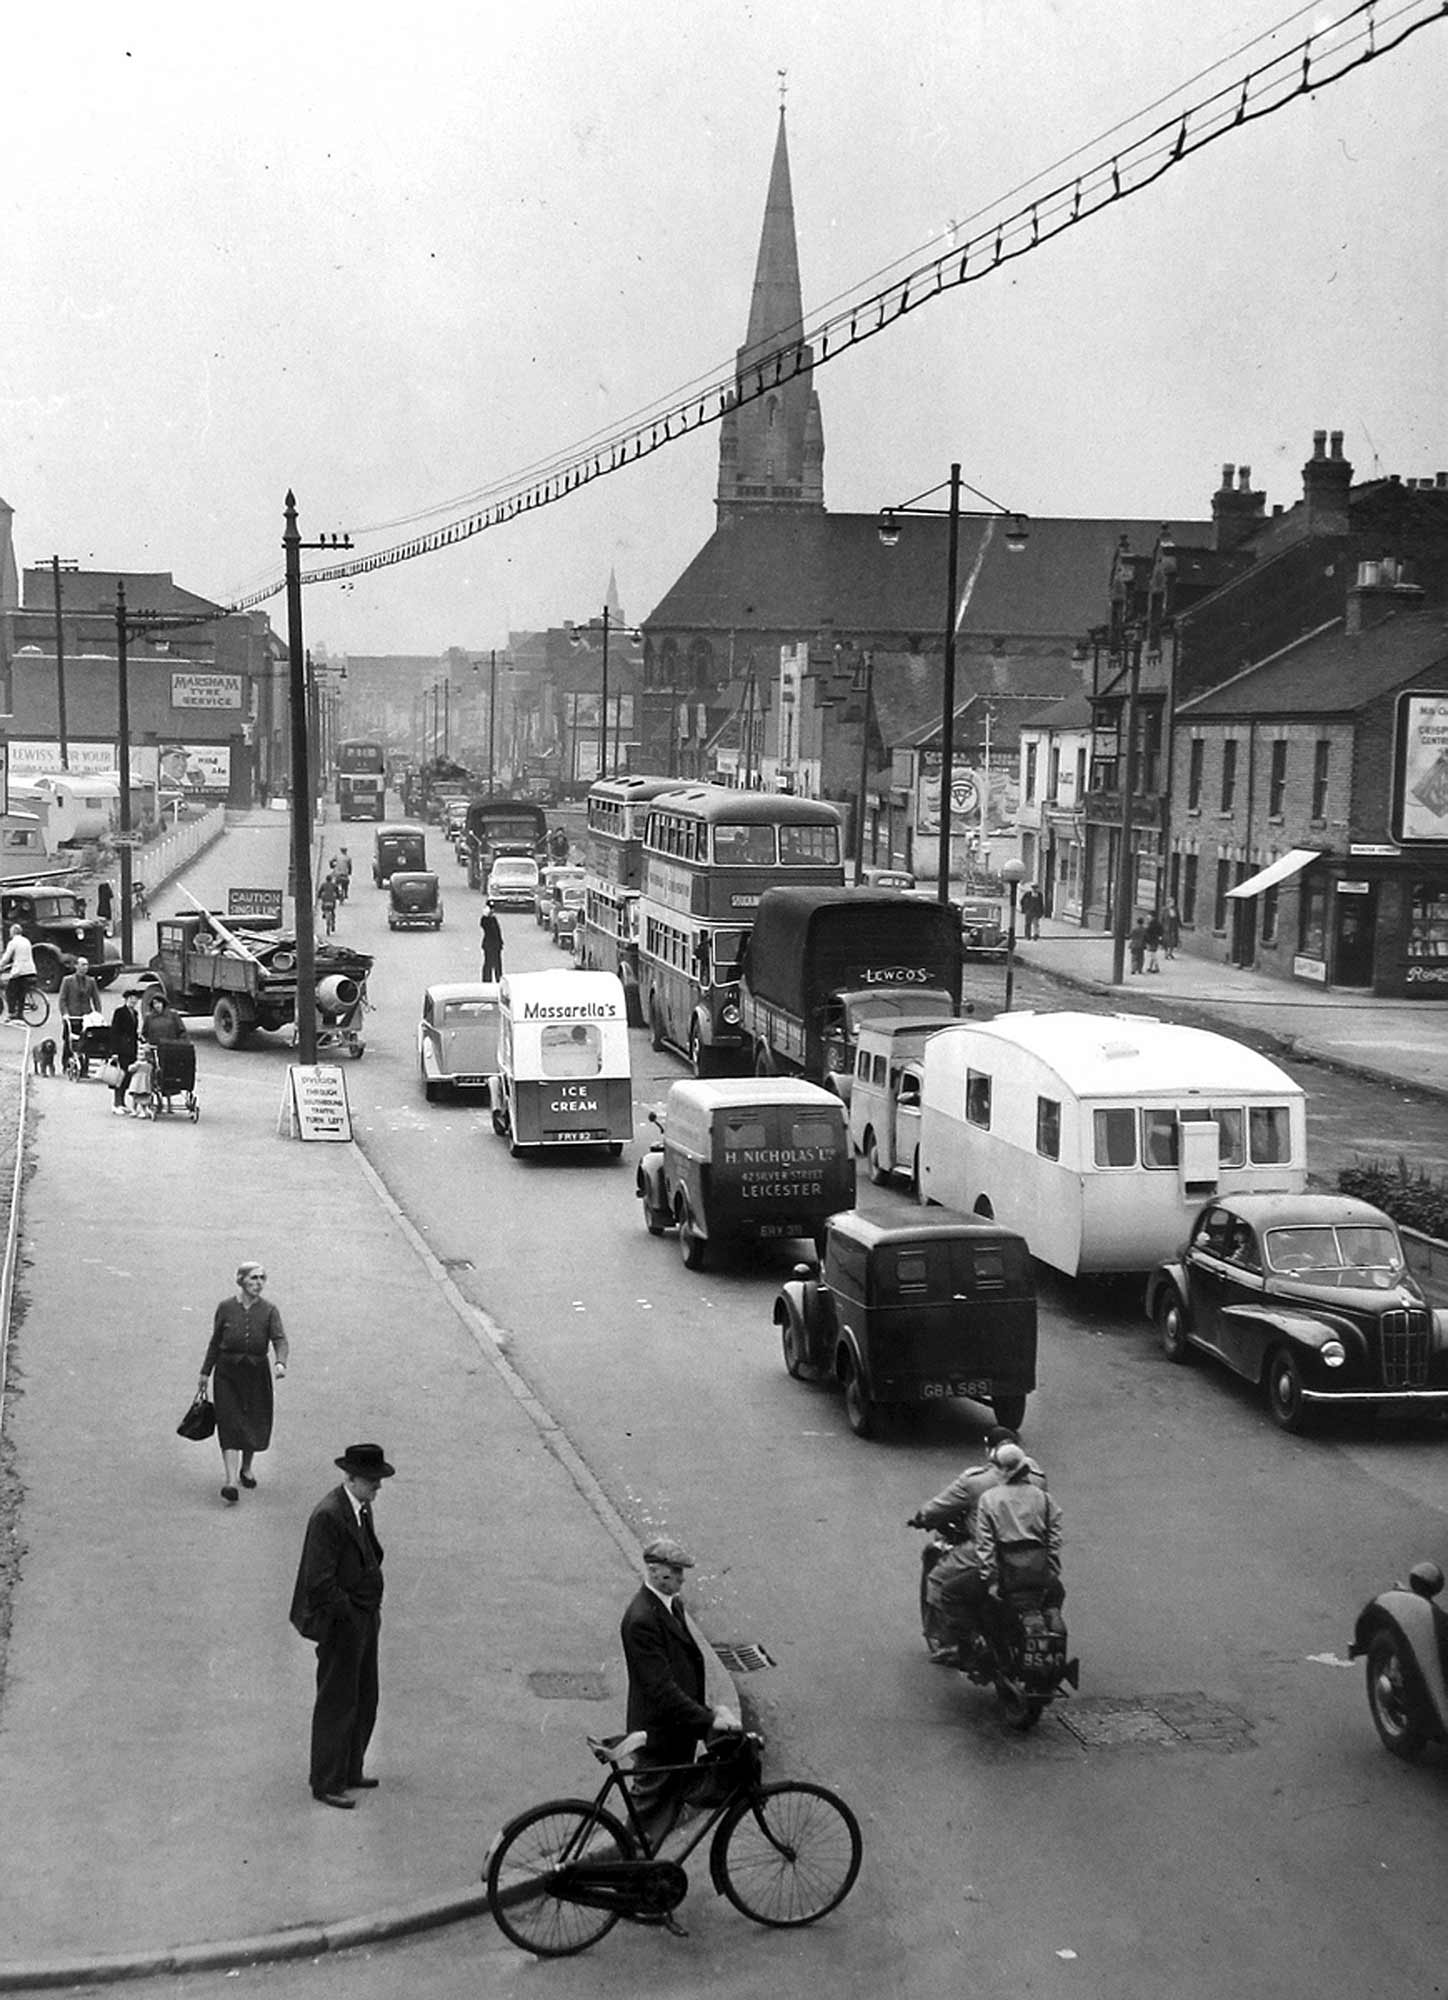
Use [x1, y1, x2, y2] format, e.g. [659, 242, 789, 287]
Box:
[1337, 1157, 1448, 1244]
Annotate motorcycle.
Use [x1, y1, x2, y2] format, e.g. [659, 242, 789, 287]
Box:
[912, 1521, 1079, 1731]
[1350, 1559, 1448, 1762]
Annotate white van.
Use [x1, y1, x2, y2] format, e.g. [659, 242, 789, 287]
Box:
[490, 969, 633, 1157]
[919, 1012, 1307, 1276]
[848, 1014, 950, 1188]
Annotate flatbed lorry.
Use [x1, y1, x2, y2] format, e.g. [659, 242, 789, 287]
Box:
[146, 911, 373, 1056]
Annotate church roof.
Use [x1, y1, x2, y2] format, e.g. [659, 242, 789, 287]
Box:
[646, 510, 1212, 642]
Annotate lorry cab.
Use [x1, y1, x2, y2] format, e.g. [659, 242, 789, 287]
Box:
[373, 824, 428, 886]
[489, 969, 632, 1158]
[772, 1210, 1037, 1438]
[848, 1014, 950, 1189]
[637, 1076, 855, 1272]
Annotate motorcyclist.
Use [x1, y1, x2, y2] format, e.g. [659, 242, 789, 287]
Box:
[961, 1442, 1064, 1642]
[910, 1428, 1047, 1663]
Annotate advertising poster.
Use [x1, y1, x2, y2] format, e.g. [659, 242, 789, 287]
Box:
[1393, 691, 1448, 845]
[158, 743, 232, 795]
[171, 671, 243, 710]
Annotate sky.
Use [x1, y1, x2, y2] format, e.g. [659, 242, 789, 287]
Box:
[3, 1, 1444, 658]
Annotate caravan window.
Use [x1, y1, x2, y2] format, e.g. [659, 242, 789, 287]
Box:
[1249, 1106, 1292, 1164]
[1093, 1108, 1137, 1167]
[1035, 1097, 1061, 1161]
[965, 1070, 992, 1127]
[1176, 1105, 1245, 1167]
[540, 1023, 602, 1078]
[1142, 1110, 1178, 1169]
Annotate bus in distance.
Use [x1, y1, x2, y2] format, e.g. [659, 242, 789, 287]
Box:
[577, 776, 684, 1023]
[336, 740, 386, 821]
[636, 785, 844, 1075]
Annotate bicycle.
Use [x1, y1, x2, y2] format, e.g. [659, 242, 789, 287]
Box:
[483, 1729, 861, 1957]
[9, 986, 50, 1030]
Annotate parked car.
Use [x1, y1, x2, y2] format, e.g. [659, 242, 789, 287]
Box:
[417, 982, 502, 1101]
[859, 865, 918, 894]
[772, 1210, 1037, 1438]
[958, 896, 1007, 961]
[487, 854, 541, 911]
[1144, 1192, 1448, 1432]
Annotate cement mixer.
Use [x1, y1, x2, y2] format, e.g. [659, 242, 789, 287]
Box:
[147, 909, 373, 1057]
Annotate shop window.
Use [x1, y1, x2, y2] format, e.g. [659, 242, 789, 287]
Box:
[1407, 880, 1448, 964]
[1024, 743, 1038, 801]
[1219, 739, 1238, 813]
[1268, 740, 1287, 819]
[1299, 880, 1327, 959]
[1261, 885, 1279, 945]
[1182, 853, 1198, 926]
[1213, 858, 1231, 932]
[1312, 740, 1331, 821]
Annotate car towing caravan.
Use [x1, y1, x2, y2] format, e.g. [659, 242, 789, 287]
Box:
[918, 1012, 1307, 1276]
[489, 969, 633, 1157]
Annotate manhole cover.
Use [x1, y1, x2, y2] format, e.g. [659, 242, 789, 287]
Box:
[714, 1643, 776, 1674]
[1057, 1693, 1252, 1750]
[527, 1670, 611, 1701]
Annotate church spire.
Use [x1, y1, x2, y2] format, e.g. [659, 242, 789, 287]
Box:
[716, 108, 825, 517]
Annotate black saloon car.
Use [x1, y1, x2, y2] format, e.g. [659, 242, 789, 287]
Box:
[1144, 1193, 1448, 1432]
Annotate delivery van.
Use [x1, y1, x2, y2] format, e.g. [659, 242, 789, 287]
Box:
[848, 1014, 953, 1189]
[637, 1077, 855, 1270]
[489, 969, 633, 1157]
[918, 1011, 1308, 1276]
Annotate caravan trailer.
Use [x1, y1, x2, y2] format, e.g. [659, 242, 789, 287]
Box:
[918, 1012, 1307, 1276]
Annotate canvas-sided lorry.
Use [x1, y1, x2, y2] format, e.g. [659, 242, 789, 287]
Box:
[740, 887, 964, 1097]
[918, 1011, 1308, 1276]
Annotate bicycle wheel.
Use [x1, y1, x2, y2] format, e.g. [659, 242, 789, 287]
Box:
[486, 1798, 635, 1957]
[22, 988, 50, 1029]
[715, 1782, 862, 1927]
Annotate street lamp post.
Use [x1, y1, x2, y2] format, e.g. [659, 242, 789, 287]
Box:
[852, 646, 876, 885]
[49, 556, 78, 772]
[878, 469, 1028, 904]
[1000, 856, 1027, 1012]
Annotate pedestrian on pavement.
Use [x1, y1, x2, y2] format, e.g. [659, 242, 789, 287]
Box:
[1128, 916, 1148, 974]
[290, 1442, 394, 1809]
[96, 880, 115, 925]
[480, 901, 504, 983]
[197, 1262, 289, 1504]
[1020, 886, 1043, 941]
[1144, 911, 1164, 973]
[619, 1537, 740, 1846]
[142, 990, 188, 1045]
[334, 848, 353, 903]
[107, 990, 143, 1113]
[58, 956, 104, 1074]
[1163, 900, 1181, 958]
[0, 923, 37, 1022]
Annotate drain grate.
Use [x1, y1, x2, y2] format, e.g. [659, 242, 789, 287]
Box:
[1057, 1692, 1252, 1751]
[713, 1643, 776, 1675]
[527, 1670, 611, 1701]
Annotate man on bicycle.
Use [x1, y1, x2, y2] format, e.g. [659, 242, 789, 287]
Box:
[334, 848, 353, 903]
[619, 1538, 739, 1846]
[317, 870, 341, 936]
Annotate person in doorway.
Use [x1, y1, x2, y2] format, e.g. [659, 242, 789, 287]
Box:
[1128, 916, 1148, 974]
[479, 901, 504, 983]
[197, 1262, 288, 1503]
[290, 1443, 394, 1808]
[1163, 901, 1181, 958]
[0, 924, 37, 1022]
[1144, 911, 1164, 973]
[619, 1538, 740, 1846]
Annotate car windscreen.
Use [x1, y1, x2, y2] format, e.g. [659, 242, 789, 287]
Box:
[1264, 1224, 1404, 1278]
[442, 1001, 495, 1025]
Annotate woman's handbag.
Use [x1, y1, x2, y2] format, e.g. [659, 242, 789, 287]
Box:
[96, 1059, 124, 1089]
[176, 1392, 216, 1442]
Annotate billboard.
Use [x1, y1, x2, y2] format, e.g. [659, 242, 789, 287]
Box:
[1392, 691, 1448, 845]
[171, 672, 243, 710]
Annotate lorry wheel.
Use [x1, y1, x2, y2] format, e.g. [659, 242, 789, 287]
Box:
[35, 949, 66, 993]
[212, 997, 254, 1050]
[678, 1213, 707, 1271]
[841, 1354, 875, 1438]
[991, 1393, 1027, 1431]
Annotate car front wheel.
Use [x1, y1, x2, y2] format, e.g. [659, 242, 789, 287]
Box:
[1155, 1289, 1193, 1364]
[1265, 1345, 1309, 1433]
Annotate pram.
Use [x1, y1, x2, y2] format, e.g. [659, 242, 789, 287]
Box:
[63, 1014, 112, 1081]
[126, 1040, 200, 1122]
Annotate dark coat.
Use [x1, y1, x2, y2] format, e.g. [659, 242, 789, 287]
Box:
[620, 1586, 713, 1752]
[109, 1003, 140, 1066]
[290, 1486, 384, 1642]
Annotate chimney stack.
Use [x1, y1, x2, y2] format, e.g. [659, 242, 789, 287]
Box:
[1301, 425, 1353, 537]
[1212, 458, 1266, 552]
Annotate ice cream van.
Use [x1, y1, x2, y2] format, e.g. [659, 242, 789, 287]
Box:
[489, 969, 633, 1157]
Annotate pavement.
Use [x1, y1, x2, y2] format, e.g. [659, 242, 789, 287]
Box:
[0, 832, 1443, 1990]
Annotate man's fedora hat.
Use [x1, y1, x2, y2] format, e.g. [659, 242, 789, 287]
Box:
[335, 1443, 396, 1479]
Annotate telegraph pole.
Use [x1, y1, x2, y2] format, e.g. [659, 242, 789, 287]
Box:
[114, 583, 136, 964]
[50, 557, 77, 771]
[283, 492, 352, 1064]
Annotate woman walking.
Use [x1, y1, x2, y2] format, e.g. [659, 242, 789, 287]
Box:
[198, 1262, 289, 1505]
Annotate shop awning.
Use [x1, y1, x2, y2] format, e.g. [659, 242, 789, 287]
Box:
[1225, 849, 1323, 900]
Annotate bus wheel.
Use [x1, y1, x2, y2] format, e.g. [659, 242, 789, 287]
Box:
[688, 1023, 713, 1078]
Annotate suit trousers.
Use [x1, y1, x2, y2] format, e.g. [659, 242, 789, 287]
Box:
[310, 1607, 380, 1794]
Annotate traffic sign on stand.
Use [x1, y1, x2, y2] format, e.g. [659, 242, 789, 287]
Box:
[280, 1064, 353, 1142]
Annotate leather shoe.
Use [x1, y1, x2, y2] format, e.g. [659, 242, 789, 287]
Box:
[348, 1777, 379, 1789]
[220, 1486, 239, 1505]
[239, 1473, 257, 1489]
[312, 1789, 355, 1810]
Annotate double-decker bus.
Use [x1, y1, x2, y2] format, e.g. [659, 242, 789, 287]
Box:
[636, 785, 844, 1074]
[577, 776, 683, 1022]
[336, 740, 387, 820]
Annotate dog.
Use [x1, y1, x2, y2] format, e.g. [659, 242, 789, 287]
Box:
[32, 1038, 58, 1077]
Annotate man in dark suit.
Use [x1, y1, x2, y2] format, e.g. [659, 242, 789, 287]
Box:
[290, 1442, 395, 1809]
[619, 1537, 739, 1845]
